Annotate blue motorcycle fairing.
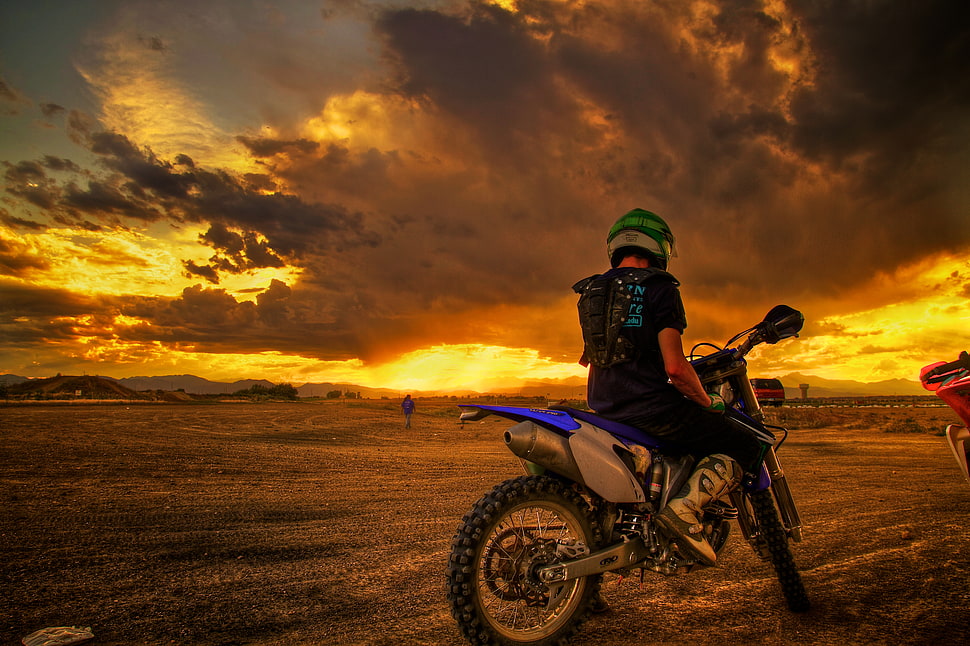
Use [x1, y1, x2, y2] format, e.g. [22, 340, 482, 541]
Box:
[557, 407, 665, 450]
[725, 407, 777, 445]
[723, 408, 775, 492]
[751, 465, 771, 491]
[458, 404, 581, 432]
[459, 404, 666, 448]
[574, 407, 774, 491]
[459, 403, 774, 490]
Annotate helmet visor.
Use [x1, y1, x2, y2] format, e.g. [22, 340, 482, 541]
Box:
[607, 228, 676, 262]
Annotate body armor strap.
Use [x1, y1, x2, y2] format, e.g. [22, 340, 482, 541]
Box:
[573, 268, 678, 368]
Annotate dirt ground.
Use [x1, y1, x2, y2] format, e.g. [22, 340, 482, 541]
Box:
[1, 400, 968, 646]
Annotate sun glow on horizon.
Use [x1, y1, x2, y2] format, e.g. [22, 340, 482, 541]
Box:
[222, 343, 587, 394]
[4, 342, 588, 394]
[772, 253, 970, 383]
[353, 345, 587, 393]
[4, 251, 967, 390]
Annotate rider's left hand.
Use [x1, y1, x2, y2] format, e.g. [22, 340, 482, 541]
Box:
[703, 393, 726, 414]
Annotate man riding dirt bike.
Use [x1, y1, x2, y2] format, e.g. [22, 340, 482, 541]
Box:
[578, 209, 768, 567]
[446, 210, 809, 646]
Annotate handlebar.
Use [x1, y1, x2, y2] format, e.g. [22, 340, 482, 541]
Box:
[692, 306, 804, 365]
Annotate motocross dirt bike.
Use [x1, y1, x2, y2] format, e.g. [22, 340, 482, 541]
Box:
[446, 305, 810, 646]
[920, 351, 970, 486]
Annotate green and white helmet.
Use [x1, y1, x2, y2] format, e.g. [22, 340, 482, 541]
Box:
[607, 208, 677, 269]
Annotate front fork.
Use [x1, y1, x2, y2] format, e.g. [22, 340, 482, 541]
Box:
[734, 446, 803, 555]
[764, 446, 803, 541]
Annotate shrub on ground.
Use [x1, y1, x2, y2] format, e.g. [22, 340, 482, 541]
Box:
[763, 407, 855, 429]
[882, 416, 928, 434]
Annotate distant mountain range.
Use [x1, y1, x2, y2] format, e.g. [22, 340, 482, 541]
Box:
[0, 371, 927, 398]
[776, 372, 926, 398]
[0, 373, 429, 399]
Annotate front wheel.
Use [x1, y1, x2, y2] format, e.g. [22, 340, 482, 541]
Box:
[749, 488, 810, 612]
[446, 475, 603, 646]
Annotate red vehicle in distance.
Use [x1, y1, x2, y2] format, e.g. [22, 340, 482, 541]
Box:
[750, 378, 786, 406]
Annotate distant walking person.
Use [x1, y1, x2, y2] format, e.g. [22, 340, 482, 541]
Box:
[401, 394, 415, 429]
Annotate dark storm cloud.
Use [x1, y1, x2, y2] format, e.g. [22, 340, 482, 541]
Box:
[126, 285, 258, 330]
[0, 236, 51, 276]
[0, 283, 106, 348]
[88, 131, 193, 199]
[0, 77, 19, 102]
[0, 278, 352, 358]
[777, 0, 970, 276]
[114, 283, 360, 358]
[40, 103, 66, 119]
[4, 159, 46, 183]
[0, 210, 45, 231]
[63, 179, 164, 222]
[183, 259, 220, 283]
[236, 135, 319, 158]
[0, 283, 95, 317]
[3, 0, 968, 372]
[197, 223, 286, 278]
[787, 0, 970, 163]
[187, 171, 370, 259]
[41, 155, 81, 173]
[3, 160, 60, 210]
[780, 0, 970, 250]
[12, 157, 154, 225]
[255, 278, 293, 326]
[0, 75, 30, 114]
[5, 128, 370, 275]
[371, 0, 970, 305]
[138, 35, 167, 52]
[376, 4, 567, 146]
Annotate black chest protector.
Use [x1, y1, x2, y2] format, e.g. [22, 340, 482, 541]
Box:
[573, 268, 679, 368]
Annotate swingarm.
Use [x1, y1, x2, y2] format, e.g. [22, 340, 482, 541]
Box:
[537, 537, 654, 584]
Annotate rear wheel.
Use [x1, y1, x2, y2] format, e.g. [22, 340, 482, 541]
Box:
[446, 475, 603, 646]
[749, 488, 810, 612]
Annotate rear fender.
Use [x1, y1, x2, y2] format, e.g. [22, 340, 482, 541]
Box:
[458, 404, 580, 431]
[462, 404, 646, 502]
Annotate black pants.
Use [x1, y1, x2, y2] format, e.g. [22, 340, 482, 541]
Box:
[621, 399, 766, 473]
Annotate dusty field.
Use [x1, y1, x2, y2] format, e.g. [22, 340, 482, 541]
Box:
[1, 401, 968, 646]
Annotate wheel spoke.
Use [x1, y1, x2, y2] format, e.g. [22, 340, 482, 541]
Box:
[477, 504, 581, 632]
[447, 475, 602, 644]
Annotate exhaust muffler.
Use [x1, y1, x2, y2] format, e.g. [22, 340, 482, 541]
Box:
[504, 421, 585, 485]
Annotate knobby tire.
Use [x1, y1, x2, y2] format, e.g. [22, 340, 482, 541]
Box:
[750, 488, 811, 612]
[446, 475, 603, 646]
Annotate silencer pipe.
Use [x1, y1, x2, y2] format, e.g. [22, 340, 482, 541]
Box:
[504, 421, 585, 485]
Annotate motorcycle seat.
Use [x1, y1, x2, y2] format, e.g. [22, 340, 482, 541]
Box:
[551, 406, 666, 449]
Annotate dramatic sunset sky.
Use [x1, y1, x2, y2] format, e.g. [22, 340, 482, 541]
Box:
[1, 0, 968, 393]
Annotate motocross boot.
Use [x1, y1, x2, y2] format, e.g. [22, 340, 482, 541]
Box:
[656, 454, 742, 566]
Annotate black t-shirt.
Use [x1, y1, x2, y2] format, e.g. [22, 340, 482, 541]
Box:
[586, 267, 688, 422]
